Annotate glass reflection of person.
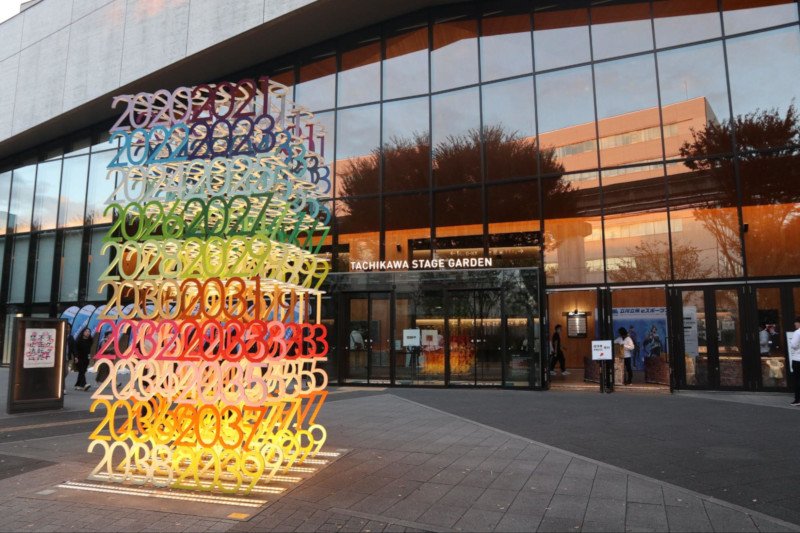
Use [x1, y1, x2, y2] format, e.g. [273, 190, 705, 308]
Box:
[759, 324, 770, 355]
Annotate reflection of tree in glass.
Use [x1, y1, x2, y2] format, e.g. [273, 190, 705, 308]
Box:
[609, 240, 712, 283]
[680, 105, 800, 278]
[338, 125, 572, 232]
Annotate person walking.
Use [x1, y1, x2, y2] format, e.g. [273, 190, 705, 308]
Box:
[549, 324, 569, 376]
[616, 327, 635, 385]
[789, 317, 800, 406]
[74, 327, 93, 391]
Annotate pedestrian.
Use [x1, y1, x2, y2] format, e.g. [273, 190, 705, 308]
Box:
[789, 317, 800, 406]
[549, 324, 569, 376]
[74, 327, 93, 391]
[616, 327, 635, 385]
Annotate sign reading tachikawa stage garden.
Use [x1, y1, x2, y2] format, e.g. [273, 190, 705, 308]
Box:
[86, 76, 332, 495]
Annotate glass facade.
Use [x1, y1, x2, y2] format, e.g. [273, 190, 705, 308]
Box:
[0, 0, 798, 389]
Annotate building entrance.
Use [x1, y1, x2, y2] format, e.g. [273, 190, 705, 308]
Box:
[333, 269, 542, 387]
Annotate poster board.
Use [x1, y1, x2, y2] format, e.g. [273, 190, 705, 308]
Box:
[403, 329, 421, 347]
[592, 340, 613, 361]
[6, 317, 66, 414]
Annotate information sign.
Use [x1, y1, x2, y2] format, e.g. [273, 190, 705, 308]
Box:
[592, 340, 613, 361]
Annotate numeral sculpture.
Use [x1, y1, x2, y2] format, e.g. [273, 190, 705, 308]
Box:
[86, 77, 332, 494]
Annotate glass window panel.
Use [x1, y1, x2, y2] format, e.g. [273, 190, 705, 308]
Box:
[385, 192, 431, 267]
[59, 230, 82, 302]
[335, 104, 380, 197]
[487, 181, 540, 269]
[594, 54, 662, 168]
[8, 235, 29, 303]
[271, 68, 295, 94]
[653, 0, 721, 48]
[591, 2, 653, 60]
[740, 152, 800, 277]
[658, 42, 732, 157]
[434, 188, 483, 248]
[543, 172, 604, 285]
[432, 87, 481, 187]
[533, 6, 590, 71]
[716, 288, 743, 387]
[85, 151, 116, 225]
[482, 77, 537, 182]
[383, 97, 430, 193]
[681, 290, 709, 387]
[480, 13, 533, 82]
[0, 239, 4, 289]
[9, 163, 36, 233]
[336, 197, 379, 271]
[295, 55, 336, 111]
[86, 228, 107, 300]
[723, 0, 798, 35]
[32, 160, 61, 231]
[726, 27, 800, 152]
[667, 158, 743, 279]
[383, 26, 429, 100]
[33, 234, 55, 302]
[338, 41, 380, 107]
[91, 133, 119, 153]
[756, 287, 787, 388]
[602, 164, 670, 283]
[536, 66, 597, 173]
[0, 171, 12, 235]
[58, 155, 89, 228]
[431, 17, 479, 92]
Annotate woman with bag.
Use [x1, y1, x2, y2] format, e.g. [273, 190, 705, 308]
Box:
[74, 327, 93, 391]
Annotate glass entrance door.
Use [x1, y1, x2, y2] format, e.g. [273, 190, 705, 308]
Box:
[343, 292, 391, 384]
[675, 287, 744, 389]
[447, 290, 503, 386]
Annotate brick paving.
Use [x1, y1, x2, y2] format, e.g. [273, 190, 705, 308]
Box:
[0, 390, 798, 532]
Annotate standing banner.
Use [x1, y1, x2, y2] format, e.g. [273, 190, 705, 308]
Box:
[6, 318, 66, 413]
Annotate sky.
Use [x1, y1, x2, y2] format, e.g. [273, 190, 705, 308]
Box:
[0, 0, 24, 24]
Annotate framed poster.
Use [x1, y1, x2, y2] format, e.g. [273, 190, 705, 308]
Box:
[7, 318, 67, 414]
[23, 328, 57, 369]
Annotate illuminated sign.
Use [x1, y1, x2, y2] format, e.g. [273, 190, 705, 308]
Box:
[87, 76, 332, 495]
[349, 257, 494, 271]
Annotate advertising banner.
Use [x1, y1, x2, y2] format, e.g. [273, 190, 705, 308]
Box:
[612, 307, 668, 370]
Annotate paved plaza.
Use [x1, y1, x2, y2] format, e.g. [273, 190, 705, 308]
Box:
[0, 369, 799, 533]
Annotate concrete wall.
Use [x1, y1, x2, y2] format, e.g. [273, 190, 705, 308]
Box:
[0, 0, 452, 160]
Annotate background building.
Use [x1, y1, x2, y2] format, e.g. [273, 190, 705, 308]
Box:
[0, 0, 798, 392]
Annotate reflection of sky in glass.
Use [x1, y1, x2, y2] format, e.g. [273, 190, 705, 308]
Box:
[432, 21, 479, 92]
[591, 14, 652, 60]
[482, 77, 535, 139]
[383, 28, 428, 100]
[59, 156, 88, 228]
[480, 20, 532, 82]
[595, 54, 658, 120]
[336, 104, 379, 160]
[432, 87, 479, 146]
[59, 231, 82, 302]
[654, 1, 721, 48]
[34, 234, 55, 302]
[0, 171, 11, 234]
[536, 66, 594, 132]
[658, 42, 730, 122]
[9, 164, 35, 233]
[727, 27, 800, 117]
[338, 43, 380, 107]
[33, 160, 61, 231]
[383, 97, 428, 144]
[533, 12, 590, 71]
[85, 151, 115, 225]
[295, 57, 336, 111]
[723, 1, 798, 35]
[8, 236, 29, 303]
